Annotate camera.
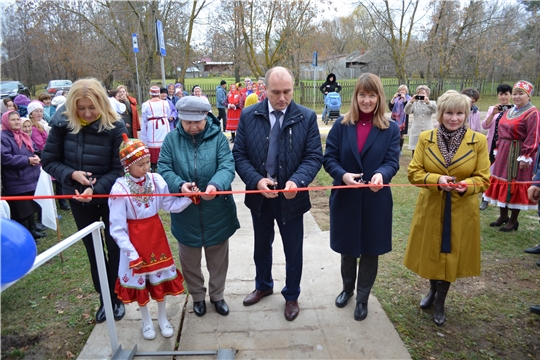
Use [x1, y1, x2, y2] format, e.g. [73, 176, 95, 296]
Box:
[498, 104, 512, 112]
[415, 95, 425, 100]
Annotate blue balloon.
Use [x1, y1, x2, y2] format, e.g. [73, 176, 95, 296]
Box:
[1, 218, 37, 284]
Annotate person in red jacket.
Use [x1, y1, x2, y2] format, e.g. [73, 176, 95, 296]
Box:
[116, 85, 140, 138]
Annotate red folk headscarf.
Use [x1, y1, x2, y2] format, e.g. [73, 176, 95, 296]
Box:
[1, 110, 34, 152]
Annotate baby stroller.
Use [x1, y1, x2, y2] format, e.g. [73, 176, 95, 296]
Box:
[322, 92, 341, 125]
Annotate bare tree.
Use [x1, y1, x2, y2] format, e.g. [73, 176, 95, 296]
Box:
[205, 0, 244, 82]
[357, 0, 425, 83]
[517, 0, 540, 87]
[238, 0, 329, 79]
[1, 0, 190, 97]
[178, 0, 209, 84]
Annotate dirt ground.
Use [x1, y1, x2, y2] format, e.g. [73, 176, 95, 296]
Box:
[308, 180, 331, 232]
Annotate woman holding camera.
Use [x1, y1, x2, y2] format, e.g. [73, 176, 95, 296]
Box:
[388, 84, 411, 155]
[483, 80, 540, 231]
[481, 84, 513, 165]
[405, 90, 490, 326]
[404, 85, 437, 157]
[478, 84, 513, 210]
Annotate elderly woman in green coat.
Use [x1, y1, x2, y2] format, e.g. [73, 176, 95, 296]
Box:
[158, 96, 240, 318]
[404, 90, 490, 326]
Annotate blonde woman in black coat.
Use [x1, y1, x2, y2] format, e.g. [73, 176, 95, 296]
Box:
[42, 78, 127, 324]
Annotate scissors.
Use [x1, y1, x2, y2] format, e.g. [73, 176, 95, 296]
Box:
[86, 173, 94, 191]
[354, 174, 369, 184]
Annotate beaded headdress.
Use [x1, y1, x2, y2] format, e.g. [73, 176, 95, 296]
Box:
[514, 80, 533, 97]
[119, 133, 150, 172]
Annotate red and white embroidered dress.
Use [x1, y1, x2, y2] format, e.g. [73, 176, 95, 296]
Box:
[109, 172, 191, 306]
[483, 104, 540, 210]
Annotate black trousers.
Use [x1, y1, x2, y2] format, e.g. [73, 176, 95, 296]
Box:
[217, 108, 227, 131]
[70, 200, 121, 305]
[341, 254, 379, 303]
[251, 197, 304, 301]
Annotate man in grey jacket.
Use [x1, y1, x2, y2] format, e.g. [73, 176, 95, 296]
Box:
[216, 80, 227, 131]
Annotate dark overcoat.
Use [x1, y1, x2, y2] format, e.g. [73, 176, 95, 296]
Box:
[233, 99, 323, 223]
[323, 117, 400, 257]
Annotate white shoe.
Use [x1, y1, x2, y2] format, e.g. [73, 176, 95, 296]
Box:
[159, 321, 174, 338]
[142, 324, 156, 340]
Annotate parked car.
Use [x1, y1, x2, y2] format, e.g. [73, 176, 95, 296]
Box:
[0, 81, 30, 99]
[46, 80, 72, 95]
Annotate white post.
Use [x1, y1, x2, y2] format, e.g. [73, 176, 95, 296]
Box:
[91, 224, 120, 352]
[135, 53, 141, 107]
[161, 56, 166, 89]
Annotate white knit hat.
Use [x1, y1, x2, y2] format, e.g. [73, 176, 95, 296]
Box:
[27, 101, 44, 116]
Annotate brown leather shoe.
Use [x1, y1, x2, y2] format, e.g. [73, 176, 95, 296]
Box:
[243, 289, 273, 306]
[284, 300, 299, 321]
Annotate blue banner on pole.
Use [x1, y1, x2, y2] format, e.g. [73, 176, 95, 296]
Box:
[156, 20, 166, 57]
[312, 51, 317, 67]
[132, 33, 139, 54]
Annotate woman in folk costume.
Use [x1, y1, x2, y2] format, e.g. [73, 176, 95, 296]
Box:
[109, 134, 192, 340]
[483, 80, 540, 231]
[140, 85, 171, 172]
[225, 83, 241, 143]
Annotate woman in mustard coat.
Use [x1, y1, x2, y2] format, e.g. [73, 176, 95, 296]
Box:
[404, 90, 490, 326]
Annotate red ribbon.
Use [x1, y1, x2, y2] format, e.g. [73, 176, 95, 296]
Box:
[1, 180, 525, 201]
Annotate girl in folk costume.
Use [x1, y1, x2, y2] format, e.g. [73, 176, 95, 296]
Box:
[140, 85, 171, 172]
[225, 83, 241, 143]
[109, 134, 192, 340]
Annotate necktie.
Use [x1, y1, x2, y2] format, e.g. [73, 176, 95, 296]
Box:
[265, 111, 283, 179]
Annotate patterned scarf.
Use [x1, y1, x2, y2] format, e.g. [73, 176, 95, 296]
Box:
[437, 124, 467, 167]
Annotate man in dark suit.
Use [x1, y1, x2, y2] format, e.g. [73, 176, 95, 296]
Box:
[233, 66, 322, 321]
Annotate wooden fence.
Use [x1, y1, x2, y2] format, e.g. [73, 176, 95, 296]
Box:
[192, 78, 538, 109]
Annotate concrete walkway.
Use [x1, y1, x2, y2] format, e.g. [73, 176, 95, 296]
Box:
[78, 173, 411, 360]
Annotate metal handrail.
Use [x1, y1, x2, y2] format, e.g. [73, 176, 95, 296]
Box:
[1, 221, 235, 359]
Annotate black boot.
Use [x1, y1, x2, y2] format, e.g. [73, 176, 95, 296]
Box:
[433, 280, 450, 326]
[59, 199, 71, 211]
[26, 216, 46, 241]
[419, 280, 437, 309]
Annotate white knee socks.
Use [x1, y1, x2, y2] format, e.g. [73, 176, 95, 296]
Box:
[157, 298, 168, 326]
[157, 298, 174, 338]
[139, 305, 155, 340]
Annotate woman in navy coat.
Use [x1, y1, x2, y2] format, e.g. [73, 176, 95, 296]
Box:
[323, 73, 400, 321]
